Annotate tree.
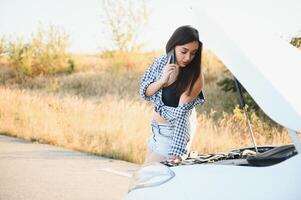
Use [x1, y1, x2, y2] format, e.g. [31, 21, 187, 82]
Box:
[100, 0, 149, 52]
[290, 36, 301, 49]
[216, 72, 260, 112]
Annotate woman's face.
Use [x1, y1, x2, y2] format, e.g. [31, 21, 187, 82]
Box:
[175, 41, 199, 67]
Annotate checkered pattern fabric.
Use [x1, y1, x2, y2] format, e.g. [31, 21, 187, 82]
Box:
[139, 55, 205, 157]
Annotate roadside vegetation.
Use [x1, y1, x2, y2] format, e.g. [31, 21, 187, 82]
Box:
[0, 28, 292, 164]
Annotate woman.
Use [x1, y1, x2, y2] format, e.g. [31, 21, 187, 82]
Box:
[140, 25, 205, 164]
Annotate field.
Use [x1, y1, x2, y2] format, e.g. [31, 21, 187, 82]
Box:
[0, 50, 290, 164]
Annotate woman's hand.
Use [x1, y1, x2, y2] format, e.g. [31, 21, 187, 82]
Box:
[160, 56, 177, 87]
[167, 156, 182, 164]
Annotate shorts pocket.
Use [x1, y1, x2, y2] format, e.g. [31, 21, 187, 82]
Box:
[158, 127, 173, 138]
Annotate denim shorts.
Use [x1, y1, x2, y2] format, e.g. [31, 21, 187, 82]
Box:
[147, 120, 174, 158]
[147, 109, 197, 159]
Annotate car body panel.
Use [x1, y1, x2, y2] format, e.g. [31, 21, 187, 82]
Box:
[191, 4, 301, 132]
[126, 154, 301, 200]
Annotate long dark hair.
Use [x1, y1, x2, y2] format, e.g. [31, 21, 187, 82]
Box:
[165, 25, 203, 96]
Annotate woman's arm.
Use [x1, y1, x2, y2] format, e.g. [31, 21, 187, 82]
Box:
[140, 57, 161, 101]
[145, 80, 165, 97]
[179, 71, 204, 105]
[144, 57, 177, 97]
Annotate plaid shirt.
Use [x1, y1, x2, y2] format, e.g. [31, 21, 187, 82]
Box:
[140, 55, 205, 157]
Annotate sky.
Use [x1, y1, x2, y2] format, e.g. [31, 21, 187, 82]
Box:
[1, 0, 300, 53]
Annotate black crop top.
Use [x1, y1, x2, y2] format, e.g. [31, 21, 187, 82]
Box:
[162, 81, 205, 108]
[162, 81, 180, 108]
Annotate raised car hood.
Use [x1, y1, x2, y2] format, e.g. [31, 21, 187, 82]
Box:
[191, 4, 301, 132]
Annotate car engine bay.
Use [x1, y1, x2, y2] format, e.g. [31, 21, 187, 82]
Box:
[161, 144, 297, 167]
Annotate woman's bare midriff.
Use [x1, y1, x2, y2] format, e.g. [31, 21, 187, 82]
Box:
[153, 111, 170, 124]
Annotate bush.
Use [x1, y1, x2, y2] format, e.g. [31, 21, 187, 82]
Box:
[290, 36, 301, 49]
[0, 37, 5, 57]
[6, 25, 75, 78]
[100, 50, 159, 72]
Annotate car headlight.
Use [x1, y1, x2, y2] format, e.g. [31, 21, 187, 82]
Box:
[129, 162, 175, 192]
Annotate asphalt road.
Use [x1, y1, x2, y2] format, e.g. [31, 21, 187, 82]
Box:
[0, 135, 140, 200]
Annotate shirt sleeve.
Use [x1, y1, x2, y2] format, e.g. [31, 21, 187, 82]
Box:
[139, 57, 161, 101]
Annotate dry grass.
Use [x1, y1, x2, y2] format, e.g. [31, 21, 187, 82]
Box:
[0, 86, 290, 164]
[0, 50, 292, 164]
[191, 108, 290, 154]
[0, 87, 152, 163]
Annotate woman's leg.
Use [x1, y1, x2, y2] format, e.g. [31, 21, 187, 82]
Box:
[143, 120, 171, 165]
[143, 150, 166, 165]
[143, 147, 153, 165]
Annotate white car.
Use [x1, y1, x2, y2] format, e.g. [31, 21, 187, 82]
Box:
[124, 4, 301, 200]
